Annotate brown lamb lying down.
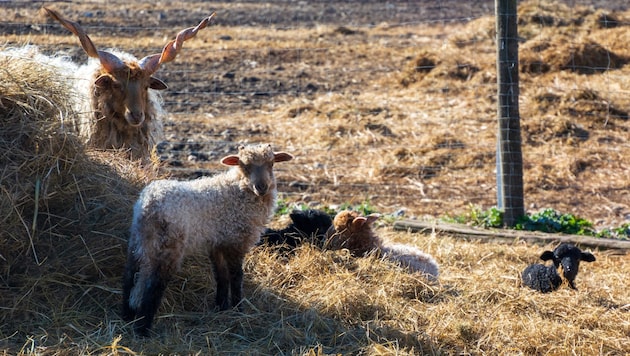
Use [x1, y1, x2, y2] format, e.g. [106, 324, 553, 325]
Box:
[325, 210, 439, 281]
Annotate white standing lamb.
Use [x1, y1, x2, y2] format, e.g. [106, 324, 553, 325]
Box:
[43, 7, 215, 160]
[325, 210, 439, 281]
[121, 144, 293, 336]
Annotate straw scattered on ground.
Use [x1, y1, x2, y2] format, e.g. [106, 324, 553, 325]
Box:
[1, 0, 629, 354]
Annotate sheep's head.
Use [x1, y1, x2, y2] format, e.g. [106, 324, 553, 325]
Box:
[289, 209, 333, 239]
[92, 62, 167, 127]
[44, 7, 215, 127]
[324, 210, 381, 255]
[540, 243, 596, 289]
[221, 144, 293, 196]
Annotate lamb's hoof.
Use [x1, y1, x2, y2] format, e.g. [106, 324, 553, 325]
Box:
[134, 325, 151, 338]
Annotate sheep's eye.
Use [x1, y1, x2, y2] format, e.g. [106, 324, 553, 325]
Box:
[111, 81, 124, 92]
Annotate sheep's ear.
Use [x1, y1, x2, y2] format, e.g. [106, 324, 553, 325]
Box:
[365, 213, 381, 225]
[149, 77, 168, 90]
[274, 152, 293, 163]
[221, 155, 240, 166]
[289, 210, 306, 223]
[324, 224, 336, 239]
[94, 75, 113, 88]
[540, 251, 555, 261]
[351, 217, 368, 230]
[581, 252, 596, 262]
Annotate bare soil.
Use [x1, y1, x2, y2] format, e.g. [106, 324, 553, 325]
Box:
[4, 0, 630, 229]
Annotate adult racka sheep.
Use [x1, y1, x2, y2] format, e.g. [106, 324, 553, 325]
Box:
[324, 210, 439, 281]
[521, 243, 596, 293]
[121, 144, 293, 336]
[44, 7, 215, 160]
[260, 209, 333, 248]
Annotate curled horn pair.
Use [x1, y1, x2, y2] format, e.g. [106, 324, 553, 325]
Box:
[44, 7, 216, 75]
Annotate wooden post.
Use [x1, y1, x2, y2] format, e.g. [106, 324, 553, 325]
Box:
[496, 0, 524, 226]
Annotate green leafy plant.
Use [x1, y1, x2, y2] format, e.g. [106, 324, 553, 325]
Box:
[596, 223, 630, 240]
[452, 206, 628, 240]
[338, 200, 378, 216]
[471, 206, 504, 228]
[273, 199, 310, 217]
[515, 208, 595, 235]
[446, 205, 504, 228]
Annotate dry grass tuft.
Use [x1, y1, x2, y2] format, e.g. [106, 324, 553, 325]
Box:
[0, 48, 158, 351]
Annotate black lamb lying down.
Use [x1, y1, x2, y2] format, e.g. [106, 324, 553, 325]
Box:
[521, 262, 562, 293]
[522, 243, 596, 293]
[260, 209, 333, 248]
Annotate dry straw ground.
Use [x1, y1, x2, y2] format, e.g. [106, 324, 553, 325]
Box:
[1, 0, 629, 355]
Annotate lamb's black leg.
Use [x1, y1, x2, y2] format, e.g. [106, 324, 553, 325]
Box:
[228, 254, 245, 309]
[134, 269, 170, 337]
[121, 252, 139, 322]
[211, 250, 231, 310]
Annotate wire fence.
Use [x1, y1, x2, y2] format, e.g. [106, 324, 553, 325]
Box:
[2, 0, 630, 229]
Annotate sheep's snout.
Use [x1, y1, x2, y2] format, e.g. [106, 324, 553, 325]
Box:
[125, 110, 145, 127]
[253, 182, 269, 196]
[248, 165, 273, 196]
[560, 257, 579, 282]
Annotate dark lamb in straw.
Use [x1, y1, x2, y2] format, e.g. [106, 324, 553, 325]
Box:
[522, 243, 596, 292]
[260, 209, 333, 248]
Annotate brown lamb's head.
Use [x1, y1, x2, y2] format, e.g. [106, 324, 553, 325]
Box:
[324, 210, 382, 257]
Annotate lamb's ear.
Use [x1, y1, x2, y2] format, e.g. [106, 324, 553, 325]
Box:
[289, 210, 306, 224]
[365, 213, 381, 225]
[351, 216, 368, 230]
[581, 252, 596, 262]
[540, 251, 555, 261]
[221, 155, 240, 166]
[274, 152, 293, 163]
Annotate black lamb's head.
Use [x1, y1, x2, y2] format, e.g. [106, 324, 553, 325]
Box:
[540, 243, 596, 289]
[289, 209, 333, 240]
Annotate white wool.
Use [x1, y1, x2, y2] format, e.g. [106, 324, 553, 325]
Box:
[381, 242, 440, 281]
[126, 144, 283, 310]
[0, 45, 86, 135]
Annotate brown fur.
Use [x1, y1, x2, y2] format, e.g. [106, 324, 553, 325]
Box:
[87, 62, 165, 160]
[45, 7, 214, 161]
[325, 210, 439, 280]
[324, 210, 382, 257]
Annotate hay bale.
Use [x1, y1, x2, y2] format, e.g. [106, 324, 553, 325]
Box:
[0, 48, 157, 343]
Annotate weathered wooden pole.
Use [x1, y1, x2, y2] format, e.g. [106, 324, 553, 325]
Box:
[495, 0, 524, 226]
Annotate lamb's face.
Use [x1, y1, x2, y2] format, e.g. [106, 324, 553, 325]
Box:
[221, 144, 293, 197]
[324, 210, 360, 249]
[553, 243, 596, 283]
[334, 210, 361, 233]
[243, 159, 275, 197]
